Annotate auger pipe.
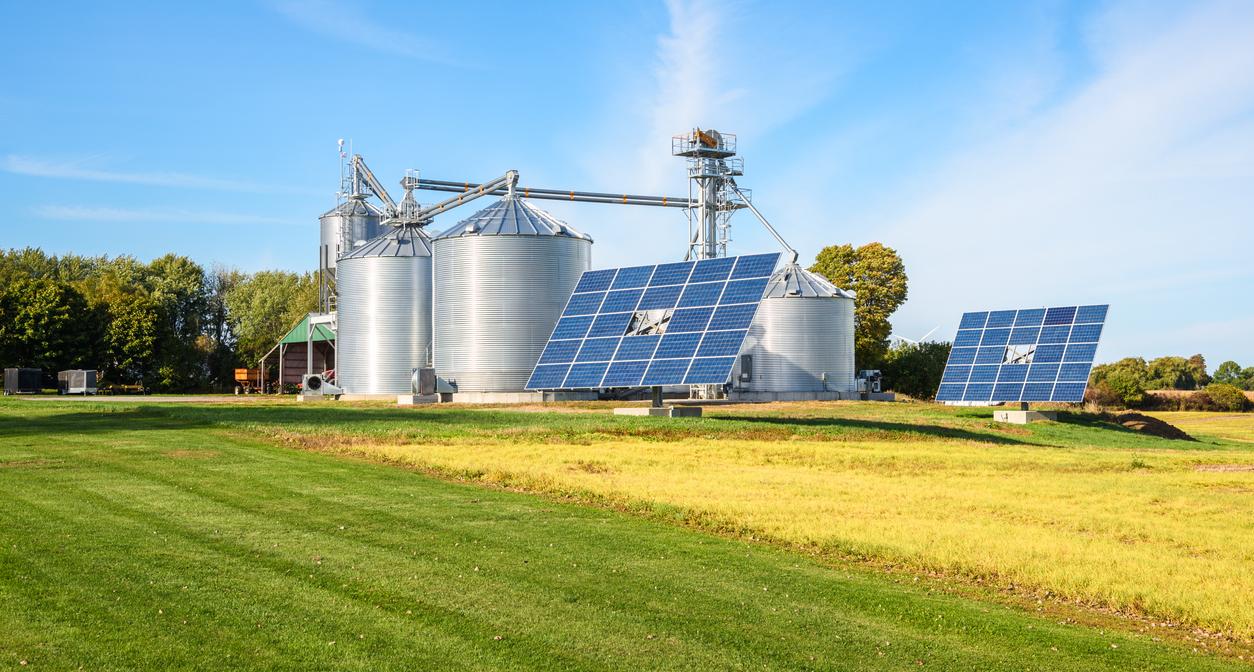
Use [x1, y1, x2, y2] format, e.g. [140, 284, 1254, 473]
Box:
[727, 180, 798, 265]
[414, 178, 699, 209]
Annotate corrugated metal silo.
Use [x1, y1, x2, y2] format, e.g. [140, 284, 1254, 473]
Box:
[735, 264, 856, 393]
[335, 224, 433, 394]
[432, 197, 592, 392]
[318, 197, 383, 273]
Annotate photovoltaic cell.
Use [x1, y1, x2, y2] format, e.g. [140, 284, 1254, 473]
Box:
[708, 304, 757, 331]
[960, 312, 988, 330]
[936, 304, 1108, 405]
[689, 257, 735, 283]
[649, 262, 693, 287]
[574, 270, 616, 293]
[729, 254, 780, 279]
[563, 292, 605, 316]
[611, 266, 654, 290]
[720, 278, 769, 305]
[602, 361, 647, 387]
[527, 253, 782, 390]
[655, 332, 702, 359]
[679, 281, 724, 307]
[601, 289, 644, 313]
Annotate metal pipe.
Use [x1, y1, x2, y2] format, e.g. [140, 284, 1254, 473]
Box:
[411, 171, 519, 222]
[414, 178, 697, 209]
[727, 181, 799, 265]
[351, 155, 398, 215]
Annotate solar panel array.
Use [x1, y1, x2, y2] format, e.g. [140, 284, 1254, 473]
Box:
[936, 304, 1109, 404]
[526, 253, 781, 390]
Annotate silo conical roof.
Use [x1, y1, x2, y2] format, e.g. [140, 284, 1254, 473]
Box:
[341, 224, 432, 259]
[433, 196, 592, 241]
[764, 263, 855, 299]
[320, 196, 382, 220]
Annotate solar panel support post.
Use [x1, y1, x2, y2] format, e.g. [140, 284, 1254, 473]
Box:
[651, 386, 663, 409]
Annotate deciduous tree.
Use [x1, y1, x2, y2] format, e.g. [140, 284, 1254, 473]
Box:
[810, 243, 908, 369]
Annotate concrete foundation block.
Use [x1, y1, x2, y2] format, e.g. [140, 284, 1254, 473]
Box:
[994, 410, 1057, 424]
[396, 394, 439, 406]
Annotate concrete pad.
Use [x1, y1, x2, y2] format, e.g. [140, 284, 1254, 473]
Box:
[396, 394, 438, 406]
[994, 410, 1058, 424]
[613, 406, 703, 418]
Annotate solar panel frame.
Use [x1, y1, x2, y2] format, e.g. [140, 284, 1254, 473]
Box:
[936, 304, 1108, 405]
[526, 253, 782, 390]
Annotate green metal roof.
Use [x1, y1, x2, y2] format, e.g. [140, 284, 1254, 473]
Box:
[279, 314, 336, 345]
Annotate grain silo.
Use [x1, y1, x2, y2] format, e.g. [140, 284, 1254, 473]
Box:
[732, 263, 856, 398]
[335, 224, 433, 395]
[318, 196, 383, 275]
[432, 197, 591, 394]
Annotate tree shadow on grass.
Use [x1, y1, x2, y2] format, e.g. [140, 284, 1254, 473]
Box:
[0, 407, 210, 439]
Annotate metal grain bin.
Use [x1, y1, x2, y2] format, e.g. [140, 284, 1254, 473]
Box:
[336, 225, 433, 394]
[318, 197, 383, 273]
[735, 264, 856, 393]
[433, 197, 592, 392]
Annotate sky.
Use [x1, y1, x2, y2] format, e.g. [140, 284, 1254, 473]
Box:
[1, 0, 1252, 366]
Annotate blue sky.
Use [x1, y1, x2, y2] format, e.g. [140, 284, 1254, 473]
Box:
[2, 1, 1252, 366]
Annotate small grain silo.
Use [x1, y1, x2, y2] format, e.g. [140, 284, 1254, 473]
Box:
[335, 224, 433, 394]
[318, 197, 383, 276]
[432, 197, 592, 393]
[733, 263, 856, 397]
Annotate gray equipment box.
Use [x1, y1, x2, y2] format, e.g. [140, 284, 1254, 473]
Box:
[4, 368, 42, 395]
[58, 369, 98, 395]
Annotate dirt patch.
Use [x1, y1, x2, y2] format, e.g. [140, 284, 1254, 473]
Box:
[1195, 464, 1254, 473]
[165, 450, 221, 459]
[1108, 412, 1195, 441]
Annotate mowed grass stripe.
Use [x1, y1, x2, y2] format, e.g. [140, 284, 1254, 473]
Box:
[0, 401, 1243, 670]
[155, 399, 1254, 641]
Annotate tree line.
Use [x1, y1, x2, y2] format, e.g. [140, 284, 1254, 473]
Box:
[0, 248, 319, 391]
[2, 243, 917, 393]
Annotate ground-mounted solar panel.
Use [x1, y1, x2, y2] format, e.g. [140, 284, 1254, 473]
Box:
[936, 304, 1108, 405]
[526, 253, 782, 390]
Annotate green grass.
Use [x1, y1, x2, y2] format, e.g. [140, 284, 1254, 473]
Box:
[0, 399, 1249, 670]
[100, 398, 1254, 641]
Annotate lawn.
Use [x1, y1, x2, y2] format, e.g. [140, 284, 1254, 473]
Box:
[0, 399, 1250, 670]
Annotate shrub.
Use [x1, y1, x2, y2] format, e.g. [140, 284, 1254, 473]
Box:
[881, 340, 950, 400]
[1204, 383, 1248, 412]
[1090, 358, 1149, 408]
[1085, 381, 1124, 409]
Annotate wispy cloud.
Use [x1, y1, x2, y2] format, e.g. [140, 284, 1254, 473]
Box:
[3, 155, 297, 194]
[856, 0, 1254, 361]
[33, 205, 299, 227]
[270, 0, 455, 64]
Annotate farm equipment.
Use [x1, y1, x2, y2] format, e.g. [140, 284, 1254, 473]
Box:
[3, 368, 42, 395]
[234, 368, 263, 394]
[57, 370, 98, 395]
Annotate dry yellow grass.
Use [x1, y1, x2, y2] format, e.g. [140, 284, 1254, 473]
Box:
[1151, 412, 1254, 444]
[323, 412, 1254, 641]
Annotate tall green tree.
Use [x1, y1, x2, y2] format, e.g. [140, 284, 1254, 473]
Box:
[205, 265, 246, 388]
[1187, 354, 1210, 388]
[810, 243, 908, 369]
[1213, 360, 1244, 386]
[0, 277, 98, 373]
[226, 271, 319, 365]
[143, 254, 210, 390]
[1147, 356, 1196, 390]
